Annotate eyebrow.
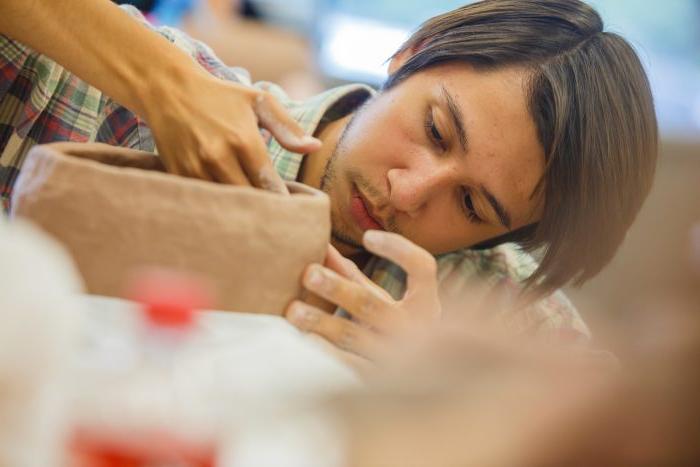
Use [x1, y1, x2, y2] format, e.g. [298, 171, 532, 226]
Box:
[480, 185, 512, 231]
[439, 86, 511, 230]
[440, 85, 468, 153]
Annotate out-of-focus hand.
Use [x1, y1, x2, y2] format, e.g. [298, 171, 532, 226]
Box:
[284, 230, 442, 364]
[145, 70, 321, 193]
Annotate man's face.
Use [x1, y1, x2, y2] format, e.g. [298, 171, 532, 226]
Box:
[322, 63, 545, 255]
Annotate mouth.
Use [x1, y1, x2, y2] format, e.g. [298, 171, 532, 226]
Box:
[349, 184, 385, 232]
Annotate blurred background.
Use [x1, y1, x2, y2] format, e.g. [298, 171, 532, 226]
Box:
[116, 0, 700, 349]
[115, 0, 700, 138]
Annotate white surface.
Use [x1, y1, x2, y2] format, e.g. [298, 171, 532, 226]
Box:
[71, 295, 359, 465]
[76, 295, 360, 404]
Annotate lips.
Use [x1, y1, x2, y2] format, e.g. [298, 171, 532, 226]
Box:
[349, 187, 384, 232]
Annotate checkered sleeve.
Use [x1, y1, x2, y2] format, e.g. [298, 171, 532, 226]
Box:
[1, 33, 105, 212]
[0, 34, 30, 103]
[435, 244, 591, 344]
[118, 5, 251, 85]
[0, 34, 100, 145]
[91, 5, 254, 150]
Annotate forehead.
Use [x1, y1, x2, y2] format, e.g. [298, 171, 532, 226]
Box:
[412, 63, 545, 222]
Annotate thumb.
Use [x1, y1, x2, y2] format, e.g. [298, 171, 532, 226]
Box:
[254, 92, 322, 153]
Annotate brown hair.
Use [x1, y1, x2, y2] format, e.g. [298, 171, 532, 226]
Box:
[385, 0, 658, 296]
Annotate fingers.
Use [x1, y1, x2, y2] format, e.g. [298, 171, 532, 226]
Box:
[254, 91, 321, 154]
[236, 128, 289, 194]
[324, 245, 393, 300]
[181, 154, 214, 182]
[196, 123, 285, 192]
[325, 245, 372, 285]
[285, 301, 383, 359]
[200, 148, 251, 186]
[302, 263, 393, 331]
[152, 85, 308, 193]
[362, 230, 438, 292]
[194, 130, 287, 192]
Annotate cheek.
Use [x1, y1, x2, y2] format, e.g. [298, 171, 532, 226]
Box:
[343, 99, 421, 167]
[399, 199, 506, 254]
[396, 201, 464, 253]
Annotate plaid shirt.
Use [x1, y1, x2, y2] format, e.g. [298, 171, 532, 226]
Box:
[0, 6, 589, 342]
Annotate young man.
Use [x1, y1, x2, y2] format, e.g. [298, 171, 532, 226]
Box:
[0, 0, 657, 359]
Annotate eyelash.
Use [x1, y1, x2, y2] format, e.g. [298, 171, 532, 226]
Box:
[462, 190, 483, 224]
[424, 109, 445, 150]
[424, 109, 482, 225]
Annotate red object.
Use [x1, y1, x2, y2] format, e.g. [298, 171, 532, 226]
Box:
[127, 269, 214, 329]
[70, 427, 217, 467]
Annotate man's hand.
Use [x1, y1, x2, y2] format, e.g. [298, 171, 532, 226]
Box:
[284, 230, 442, 364]
[145, 72, 321, 193]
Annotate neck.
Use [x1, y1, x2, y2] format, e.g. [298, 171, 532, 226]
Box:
[332, 235, 364, 259]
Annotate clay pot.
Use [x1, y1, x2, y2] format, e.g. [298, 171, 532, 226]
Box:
[11, 143, 330, 314]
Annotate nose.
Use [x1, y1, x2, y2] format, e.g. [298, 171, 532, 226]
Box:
[386, 160, 457, 217]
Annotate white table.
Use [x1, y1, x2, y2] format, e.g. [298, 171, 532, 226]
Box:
[77, 295, 360, 398]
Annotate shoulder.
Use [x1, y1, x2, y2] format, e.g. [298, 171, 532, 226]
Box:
[436, 244, 590, 343]
[436, 243, 537, 285]
[118, 5, 250, 84]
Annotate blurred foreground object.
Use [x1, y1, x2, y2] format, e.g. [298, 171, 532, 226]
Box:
[180, 0, 324, 99]
[69, 271, 218, 466]
[0, 220, 83, 467]
[10, 142, 330, 314]
[228, 222, 699, 467]
[329, 222, 700, 467]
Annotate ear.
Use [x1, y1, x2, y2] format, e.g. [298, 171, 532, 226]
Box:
[387, 40, 425, 75]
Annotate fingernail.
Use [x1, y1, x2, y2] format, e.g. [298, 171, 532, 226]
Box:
[364, 230, 383, 247]
[305, 267, 324, 288]
[301, 135, 322, 147]
[288, 302, 319, 330]
[289, 302, 307, 323]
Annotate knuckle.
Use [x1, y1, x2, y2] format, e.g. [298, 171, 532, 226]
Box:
[197, 147, 217, 165]
[240, 85, 262, 101]
[252, 90, 274, 110]
[258, 90, 274, 104]
[226, 132, 247, 151]
[338, 325, 359, 352]
[357, 293, 378, 318]
[236, 135, 264, 161]
[198, 141, 226, 164]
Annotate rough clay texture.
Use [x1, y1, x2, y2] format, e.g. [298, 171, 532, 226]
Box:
[11, 143, 331, 314]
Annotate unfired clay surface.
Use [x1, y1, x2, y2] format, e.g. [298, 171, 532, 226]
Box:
[11, 143, 330, 314]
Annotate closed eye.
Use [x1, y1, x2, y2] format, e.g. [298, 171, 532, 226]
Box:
[424, 108, 446, 150]
[462, 190, 483, 224]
